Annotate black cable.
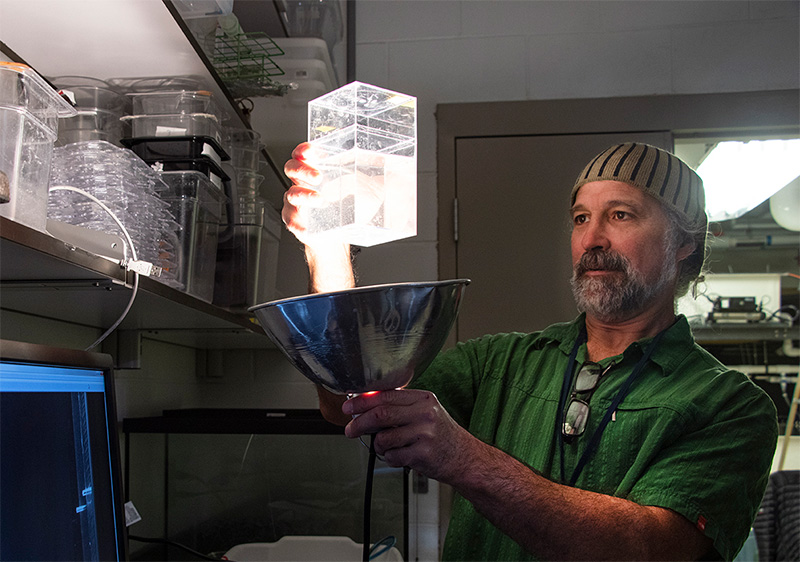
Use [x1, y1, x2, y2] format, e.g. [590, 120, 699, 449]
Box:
[128, 534, 221, 561]
[363, 433, 377, 562]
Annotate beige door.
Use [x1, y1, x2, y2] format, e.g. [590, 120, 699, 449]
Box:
[454, 131, 672, 341]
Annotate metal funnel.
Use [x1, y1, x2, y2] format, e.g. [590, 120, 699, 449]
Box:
[250, 279, 470, 395]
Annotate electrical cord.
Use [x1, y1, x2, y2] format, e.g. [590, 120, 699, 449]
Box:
[48, 185, 142, 351]
[368, 535, 396, 560]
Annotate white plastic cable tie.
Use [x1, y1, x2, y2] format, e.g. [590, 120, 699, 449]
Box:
[125, 259, 162, 278]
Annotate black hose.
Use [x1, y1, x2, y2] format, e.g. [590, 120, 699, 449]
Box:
[363, 433, 377, 562]
[128, 534, 220, 561]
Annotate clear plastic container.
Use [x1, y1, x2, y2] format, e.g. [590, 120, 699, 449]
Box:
[57, 128, 115, 145]
[47, 141, 182, 286]
[60, 108, 121, 131]
[172, 0, 233, 19]
[0, 62, 76, 232]
[0, 62, 77, 132]
[159, 171, 227, 303]
[121, 113, 223, 146]
[307, 81, 416, 247]
[51, 77, 126, 113]
[128, 91, 222, 120]
[121, 136, 229, 167]
[236, 171, 264, 198]
[214, 203, 281, 311]
[228, 128, 263, 172]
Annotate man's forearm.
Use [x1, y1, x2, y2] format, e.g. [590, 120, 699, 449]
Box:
[448, 438, 712, 561]
[305, 242, 355, 294]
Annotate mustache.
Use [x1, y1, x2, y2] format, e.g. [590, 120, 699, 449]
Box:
[574, 250, 630, 277]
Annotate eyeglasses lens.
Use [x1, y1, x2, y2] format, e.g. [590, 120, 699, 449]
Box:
[563, 365, 603, 438]
[563, 399, 590, 436]
[574, 365, 601, 392]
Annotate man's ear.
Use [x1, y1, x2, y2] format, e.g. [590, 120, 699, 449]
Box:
[676, 239, 696, 263]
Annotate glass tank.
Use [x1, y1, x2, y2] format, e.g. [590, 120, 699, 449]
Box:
[124, 411, 406, 561]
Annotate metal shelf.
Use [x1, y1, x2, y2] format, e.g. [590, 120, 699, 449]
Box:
[0, 218, 271, 349]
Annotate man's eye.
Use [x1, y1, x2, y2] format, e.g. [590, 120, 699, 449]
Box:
[614, 211, 628, 220]
[573, 214, 587, 225]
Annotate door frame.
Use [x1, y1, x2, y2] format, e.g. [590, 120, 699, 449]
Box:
[436, 89, 800, 284]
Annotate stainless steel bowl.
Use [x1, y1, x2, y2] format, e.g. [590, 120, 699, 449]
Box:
[250, 279, 470, 394]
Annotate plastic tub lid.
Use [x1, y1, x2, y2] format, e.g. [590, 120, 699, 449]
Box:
[0, 62, 77, 118]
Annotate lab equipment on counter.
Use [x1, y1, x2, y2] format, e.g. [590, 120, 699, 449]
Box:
[0, 62, 76, 232]
[307, 81, 417, 247]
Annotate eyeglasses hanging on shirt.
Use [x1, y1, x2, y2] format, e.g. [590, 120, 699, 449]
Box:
[562, 362, 614, 439]
[557, 327, 667, 486]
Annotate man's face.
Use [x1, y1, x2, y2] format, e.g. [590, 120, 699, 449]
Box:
[569, 180, 685, 323]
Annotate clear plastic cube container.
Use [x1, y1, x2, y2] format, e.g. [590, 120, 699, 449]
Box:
[307, 81, 416, 247]
[0, 62, 77, 232]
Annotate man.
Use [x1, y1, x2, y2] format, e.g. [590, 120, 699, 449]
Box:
[282, 141, 778, 561]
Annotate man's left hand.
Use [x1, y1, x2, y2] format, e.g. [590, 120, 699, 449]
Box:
[343, 389, 477, 482]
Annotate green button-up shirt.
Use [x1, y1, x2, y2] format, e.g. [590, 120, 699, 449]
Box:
[412, 314, 778, 561]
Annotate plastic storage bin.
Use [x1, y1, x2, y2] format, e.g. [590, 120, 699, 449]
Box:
[159, 171, 227, 303]
[128, 90, 223, 120]
[121, 136, 229, 168]
[58, 108, 125, 145]
[154, 158, 230, 190]
[120, 113, 223, 147]
[228, 128, 263, 172]
[0, 62, 76, 232]
[214, 200, 281, 311]
[52, 77, 127, 147]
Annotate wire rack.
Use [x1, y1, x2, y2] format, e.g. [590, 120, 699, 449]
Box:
[213, 32, 285, 81]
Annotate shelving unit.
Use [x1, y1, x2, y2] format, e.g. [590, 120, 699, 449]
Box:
[0, 217, 271, 349]
[0, 0, 287, 350]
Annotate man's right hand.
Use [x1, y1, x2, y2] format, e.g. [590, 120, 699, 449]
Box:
[282, 142, 326, 247]
[282, 142, 356, 294]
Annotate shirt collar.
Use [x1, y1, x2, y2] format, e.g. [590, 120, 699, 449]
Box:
[537, 313, 695, 376]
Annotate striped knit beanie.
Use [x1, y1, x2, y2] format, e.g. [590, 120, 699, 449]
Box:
[571, 142, 708, 277]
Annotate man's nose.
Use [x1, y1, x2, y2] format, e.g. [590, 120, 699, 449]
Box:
[581, 220, 610, 251]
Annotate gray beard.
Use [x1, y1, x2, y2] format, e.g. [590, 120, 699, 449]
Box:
[570, 247, 676, 323]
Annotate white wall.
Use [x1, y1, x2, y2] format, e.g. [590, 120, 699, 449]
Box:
[348, 0, 800, 285]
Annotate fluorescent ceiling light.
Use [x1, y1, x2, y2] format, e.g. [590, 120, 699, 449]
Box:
[697, 139, 800, 222]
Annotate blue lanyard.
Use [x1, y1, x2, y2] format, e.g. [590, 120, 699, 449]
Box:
[557, 327, 666, 486]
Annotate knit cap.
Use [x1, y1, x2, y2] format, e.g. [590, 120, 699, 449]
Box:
[571, 142, 708, 275]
